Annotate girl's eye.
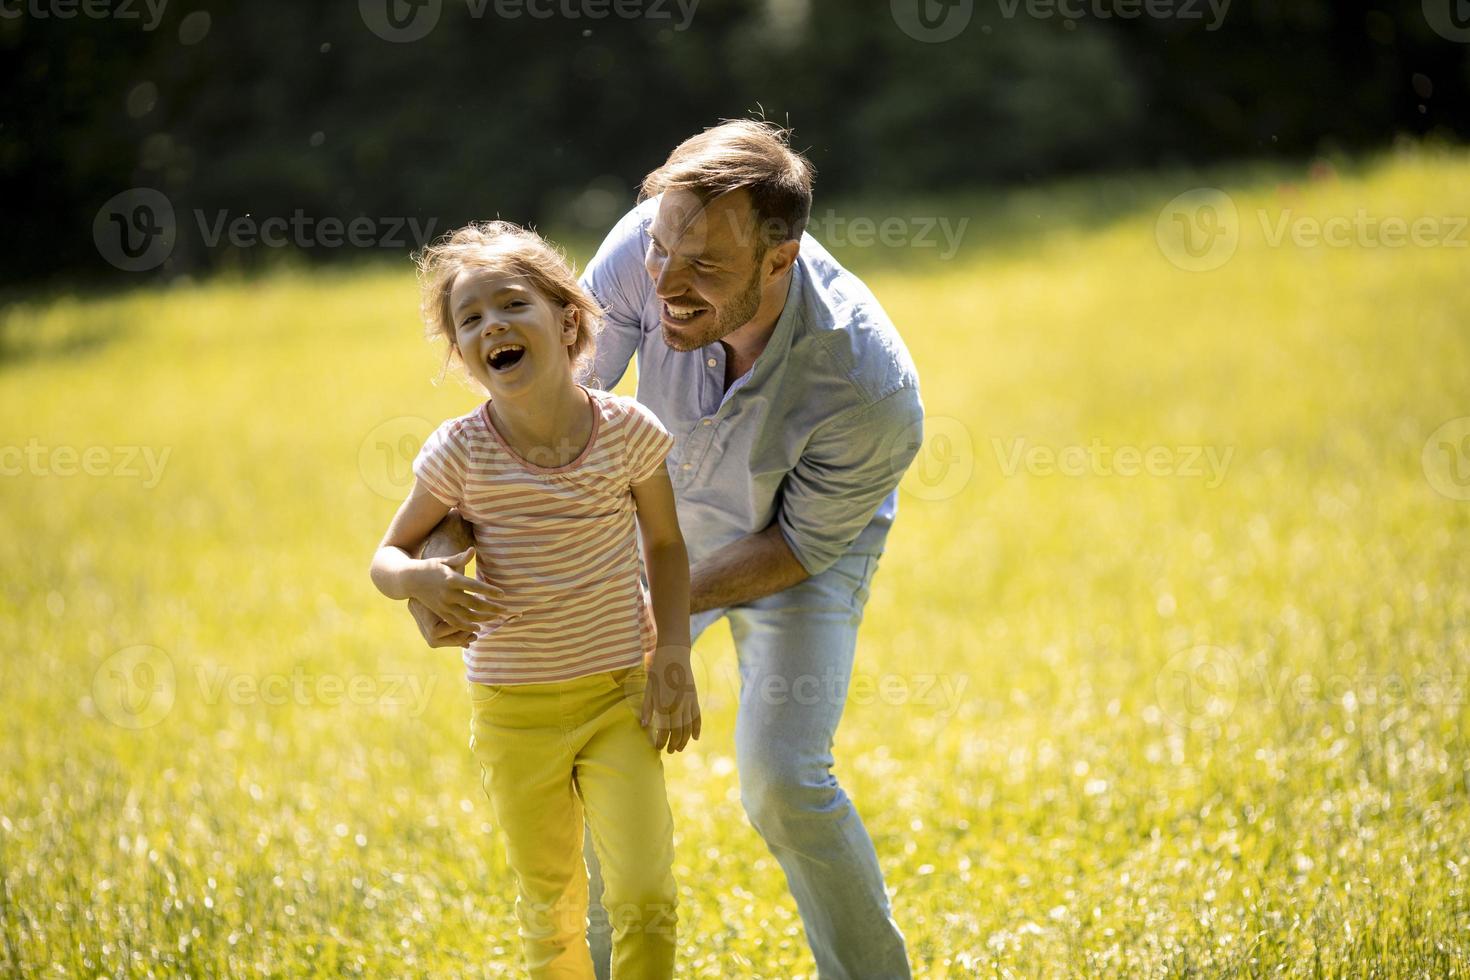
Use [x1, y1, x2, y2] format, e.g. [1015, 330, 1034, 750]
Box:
[460, 314, 479, 328]
[505, 300, 527, 309]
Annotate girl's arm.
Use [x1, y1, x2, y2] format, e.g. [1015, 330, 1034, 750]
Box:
[631, 467, 699, 752]
[371, 481, 504, 634]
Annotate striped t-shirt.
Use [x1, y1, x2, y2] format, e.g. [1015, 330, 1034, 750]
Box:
[412, 385, 676, 685]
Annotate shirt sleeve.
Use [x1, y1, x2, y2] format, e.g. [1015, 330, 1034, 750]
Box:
[577, 204, 654, 391]
[623, 399, 676, 486]
[412, 418, 470, 508]
[776, 386, 925, 576]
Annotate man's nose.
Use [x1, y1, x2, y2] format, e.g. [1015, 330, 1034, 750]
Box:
[652, 256, 689, 299]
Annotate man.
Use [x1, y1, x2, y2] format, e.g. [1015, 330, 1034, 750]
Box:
[413, 120, 923, 978]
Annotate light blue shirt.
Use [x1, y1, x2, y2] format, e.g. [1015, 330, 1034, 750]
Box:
[578, 198, 924, 577]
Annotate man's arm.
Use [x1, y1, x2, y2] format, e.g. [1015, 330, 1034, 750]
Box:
[577, 203, 656, 390]
[409, 509, 477, 648]
[692, 387, 924, 614]
[774, 388, 924, 577]
[689, 522, 810, 614]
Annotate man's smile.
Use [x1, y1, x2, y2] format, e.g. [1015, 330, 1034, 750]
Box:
[662, 302, 708, 325]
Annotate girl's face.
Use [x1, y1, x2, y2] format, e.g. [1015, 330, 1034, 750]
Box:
[448, 267, 578, 395]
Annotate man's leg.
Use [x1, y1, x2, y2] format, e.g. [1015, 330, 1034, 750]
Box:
[727, 549, 910, 979]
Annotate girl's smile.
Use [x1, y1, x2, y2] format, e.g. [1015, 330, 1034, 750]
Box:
[486, 342, 527, 373]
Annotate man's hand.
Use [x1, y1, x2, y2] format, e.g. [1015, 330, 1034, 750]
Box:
[410, 510, 482, 648]
[641, 645, 701, 753]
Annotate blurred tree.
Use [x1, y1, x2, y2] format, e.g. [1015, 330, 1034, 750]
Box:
[1, 0, 1465, 286]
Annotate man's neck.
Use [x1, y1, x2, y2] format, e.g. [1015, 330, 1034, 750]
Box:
[720, 268, 793, 387]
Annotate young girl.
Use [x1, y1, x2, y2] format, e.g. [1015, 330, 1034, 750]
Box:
[369, 221, 699, 979]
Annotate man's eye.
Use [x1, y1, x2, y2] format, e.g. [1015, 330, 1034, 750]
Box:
[693, 261, 715, 272]
[648, 240, 667, 257]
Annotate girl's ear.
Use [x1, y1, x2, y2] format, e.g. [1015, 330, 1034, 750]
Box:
[561, 306, 579, 346]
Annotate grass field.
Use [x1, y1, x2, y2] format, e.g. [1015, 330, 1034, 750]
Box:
[3, 144, 1469, 977]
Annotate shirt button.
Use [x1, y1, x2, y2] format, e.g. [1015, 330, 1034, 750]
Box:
[701, 418, 712, 426]
[706, 357, 717, 367]
[681, 463, 692, 470]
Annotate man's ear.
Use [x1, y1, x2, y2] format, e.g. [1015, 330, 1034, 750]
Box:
[764, 239, 800, 283]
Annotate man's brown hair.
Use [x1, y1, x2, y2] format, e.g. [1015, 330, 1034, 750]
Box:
[640, 119, 815, 253]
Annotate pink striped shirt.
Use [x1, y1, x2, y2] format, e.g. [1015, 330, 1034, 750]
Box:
[413, 385, 675, 685]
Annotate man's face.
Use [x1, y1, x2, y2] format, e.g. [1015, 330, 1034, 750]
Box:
[644, 188, 768, 352]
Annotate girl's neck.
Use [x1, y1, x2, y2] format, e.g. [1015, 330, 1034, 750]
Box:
[487, 379, 591, 465]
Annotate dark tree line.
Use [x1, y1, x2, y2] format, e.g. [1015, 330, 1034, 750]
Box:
[2, 0, 1465, 286]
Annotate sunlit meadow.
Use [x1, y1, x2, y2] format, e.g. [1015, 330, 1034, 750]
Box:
[2, 144, 1468, 977]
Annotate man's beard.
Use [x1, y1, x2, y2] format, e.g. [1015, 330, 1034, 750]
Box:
[660, 264, 763, 353]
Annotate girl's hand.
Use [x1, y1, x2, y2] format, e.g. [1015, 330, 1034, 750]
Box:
[641, 645, 701, 753]
[405, 547, 505, 634]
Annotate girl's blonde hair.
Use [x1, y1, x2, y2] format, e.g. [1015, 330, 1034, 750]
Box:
[415, 221, 602, 385]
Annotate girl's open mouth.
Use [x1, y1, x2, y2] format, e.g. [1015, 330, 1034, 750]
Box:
[487, 344, 526, 372]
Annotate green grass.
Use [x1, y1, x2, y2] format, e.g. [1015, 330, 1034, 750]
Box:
[3, 143, 1469, 977]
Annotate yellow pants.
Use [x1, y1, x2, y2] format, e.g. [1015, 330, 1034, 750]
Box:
[468, 664, 677, 979]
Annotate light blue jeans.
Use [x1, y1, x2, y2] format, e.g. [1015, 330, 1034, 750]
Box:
[585, 548, 912, 979]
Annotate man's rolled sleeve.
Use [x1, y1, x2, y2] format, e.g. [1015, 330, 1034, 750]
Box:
[776, 386, 925, 576]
